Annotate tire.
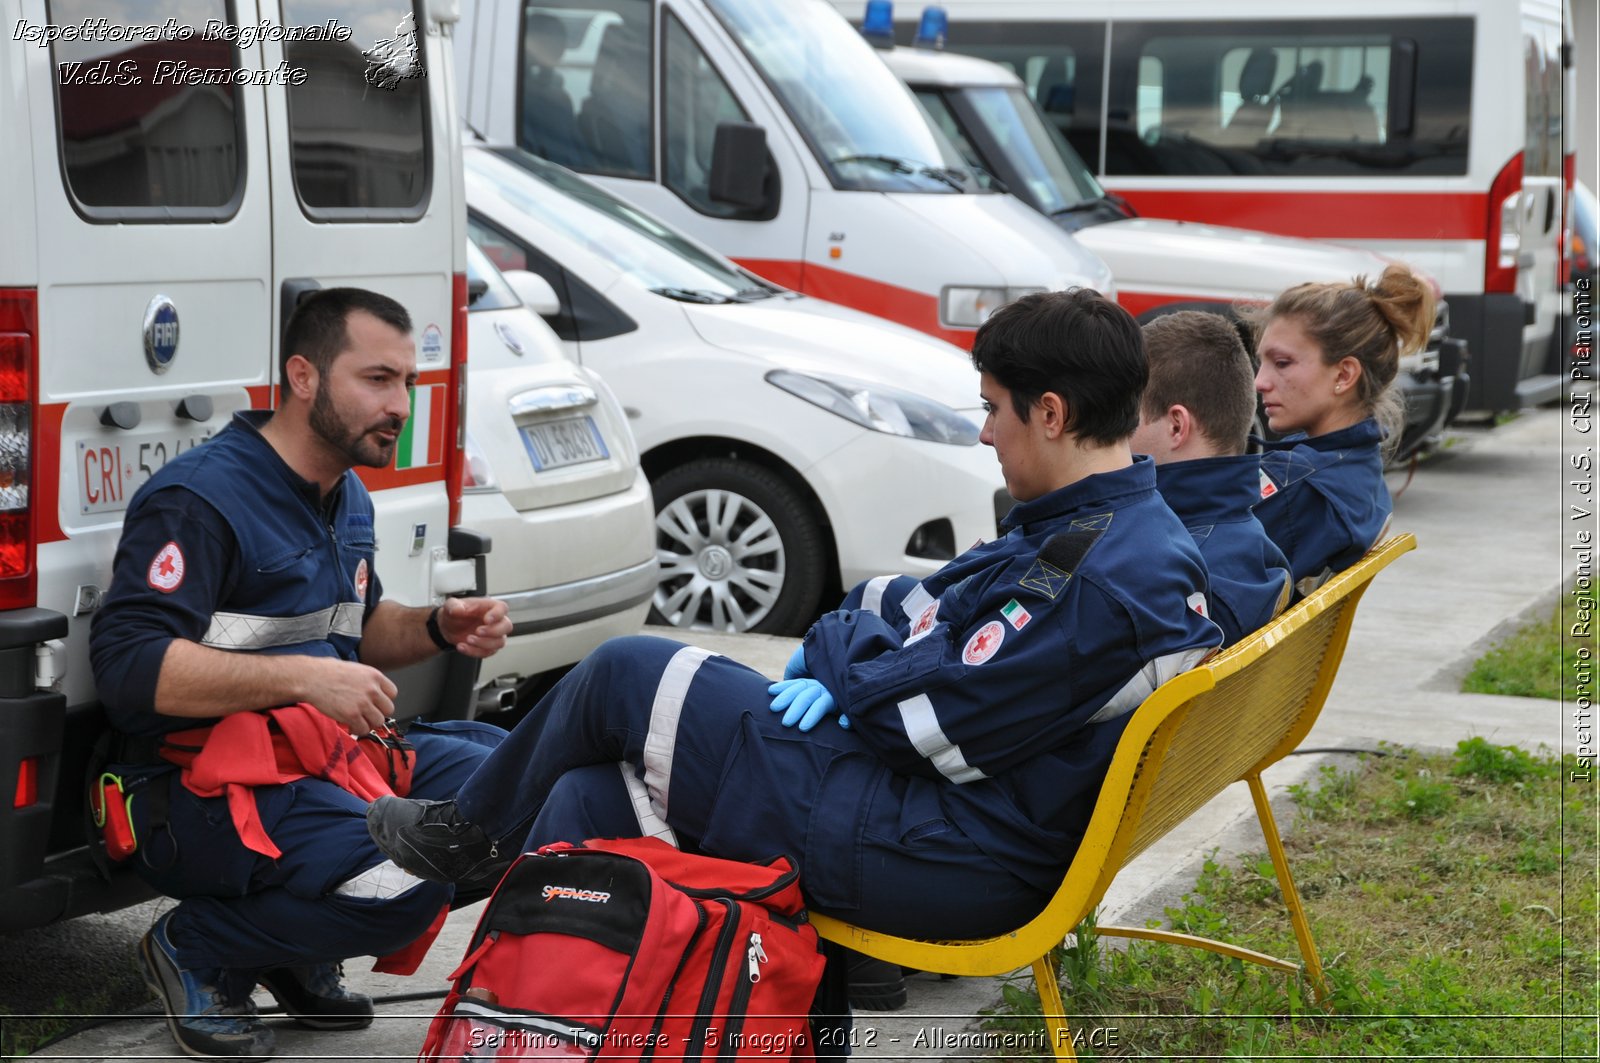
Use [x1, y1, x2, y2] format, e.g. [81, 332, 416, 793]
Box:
[648, 458, 827, 635]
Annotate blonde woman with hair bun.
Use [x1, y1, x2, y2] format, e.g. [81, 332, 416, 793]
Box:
[1250, 264, 1435, 595]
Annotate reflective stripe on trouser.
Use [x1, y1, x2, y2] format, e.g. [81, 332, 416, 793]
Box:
[132, 723, 501, 972]
[449, 634, 1052, 939]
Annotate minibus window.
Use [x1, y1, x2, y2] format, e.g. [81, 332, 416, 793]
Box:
[1103, 18, 1473, 178]
[664, 12, 765, 217]
[49, 0, 245, 218]
[521, 0, 653, 180]
[705, 0, 975, 194]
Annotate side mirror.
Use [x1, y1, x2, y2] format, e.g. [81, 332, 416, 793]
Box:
[504, 270, 562, 318]
[709, 121, 771, 210]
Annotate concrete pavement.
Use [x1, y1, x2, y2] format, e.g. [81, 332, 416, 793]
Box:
[29, 407, 1578, 1061]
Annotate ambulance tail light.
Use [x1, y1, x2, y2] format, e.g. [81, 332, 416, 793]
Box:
[1560, 153, 1575, 287]
[0, 288, 36, 611]
[446, 271, 468, 527]
[1485, 152, 1523, 294]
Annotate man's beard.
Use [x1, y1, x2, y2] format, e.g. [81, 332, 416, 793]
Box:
[310, 387, 404, 469]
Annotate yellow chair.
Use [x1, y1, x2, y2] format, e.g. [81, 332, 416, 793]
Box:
[811, 534, 1416, 1060]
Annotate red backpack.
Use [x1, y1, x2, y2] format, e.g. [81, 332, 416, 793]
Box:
[420, 837, 827, 1062]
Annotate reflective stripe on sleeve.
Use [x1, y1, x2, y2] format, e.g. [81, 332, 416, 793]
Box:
[202, 602, 365, 650]
[1086, 647, 1214, 725]
[898, 583, 933, 623]
[640, 645, 715, 818]
[619, 763, 679, 848]
[896, 693, 988, 784]
[861, 575, 894, 616]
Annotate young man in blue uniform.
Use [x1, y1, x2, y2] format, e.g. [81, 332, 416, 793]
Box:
[1131, 312, 1292, 645]
[367, 288, 1223, 948]
[90, 289, 513, 1061]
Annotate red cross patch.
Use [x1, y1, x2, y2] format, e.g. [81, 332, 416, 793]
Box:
[147, 541, 185, 593]
[962, 620, 1005, 665]
[911, 600, 940, 637]
[354, 558, 369, 600]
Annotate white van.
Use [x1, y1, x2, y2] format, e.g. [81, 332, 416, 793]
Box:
[855, 0, 1575, 414]
[878, 42, 1463, 459]
[456, 0, 1113, 349]
[0, 0, 473, 931]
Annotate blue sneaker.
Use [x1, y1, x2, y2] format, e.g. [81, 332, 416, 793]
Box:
[138, 911, 276, 1060]
[258, 963, 374, 1030]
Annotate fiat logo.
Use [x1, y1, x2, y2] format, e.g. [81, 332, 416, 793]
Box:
[143, 295, 179, 374]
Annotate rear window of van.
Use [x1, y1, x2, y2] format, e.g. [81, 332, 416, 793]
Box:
[49, 0, 245, 217]
[283, 0, 431, 217]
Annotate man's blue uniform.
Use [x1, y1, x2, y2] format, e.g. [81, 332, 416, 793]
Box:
[1255, 418, 1390, 596]
[1156, 455, 1291, 645]
[454, 458, 1222, 939]
[90, 412, 502, 976]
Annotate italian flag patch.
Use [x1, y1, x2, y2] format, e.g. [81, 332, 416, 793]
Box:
[395, 385, 443, 469]
[1001, 598, 1031, 631]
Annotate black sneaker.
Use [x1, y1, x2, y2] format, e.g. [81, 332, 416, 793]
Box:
[139, 911, 276, 1060]
[258, 963, 374, 1030]
[846, 952, 908, 1011]
[366, 796, 512, 888]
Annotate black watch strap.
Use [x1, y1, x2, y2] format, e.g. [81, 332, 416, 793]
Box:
[425, 606, 455, 652]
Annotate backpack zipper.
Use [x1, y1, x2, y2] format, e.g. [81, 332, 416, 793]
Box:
[685, 898, 740, 1062]
[642, 898, 708, 1060]
[716, 932, 767, 1061]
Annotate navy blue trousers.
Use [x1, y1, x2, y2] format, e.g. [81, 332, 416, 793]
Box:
[126, 719, 505, 973]
[457, 636, 1048, 939]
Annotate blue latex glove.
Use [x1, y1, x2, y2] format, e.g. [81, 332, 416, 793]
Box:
[783, 644, 809, 680]
[767, 678, 849, 731]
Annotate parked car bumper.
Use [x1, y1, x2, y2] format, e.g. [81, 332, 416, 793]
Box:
[464, 469, 656, 685]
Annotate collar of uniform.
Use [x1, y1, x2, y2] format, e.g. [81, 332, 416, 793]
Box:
[1154, 453, 1261, 526]
[1253, 416, 1383, 454]
[1000, 456, 1155, 533]
[227, 409, 347, 514]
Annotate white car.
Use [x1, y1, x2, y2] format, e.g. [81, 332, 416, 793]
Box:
[464, 145, 1007, 635]
[460, 238, 656, 709]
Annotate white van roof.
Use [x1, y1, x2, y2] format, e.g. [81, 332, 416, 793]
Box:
[880, 46, 1019, 89]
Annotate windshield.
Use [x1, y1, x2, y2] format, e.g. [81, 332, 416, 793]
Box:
[481, 148, 776, 302]
[916, 85, 1102, 215]
[704, 0, 977, 194]
[465, 239, 522, 311]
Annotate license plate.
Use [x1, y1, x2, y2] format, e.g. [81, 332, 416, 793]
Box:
[78, 429, 216, 515]
[520, 416, 609, 472]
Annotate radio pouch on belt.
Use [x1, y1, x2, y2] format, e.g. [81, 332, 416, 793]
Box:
[91, 772, 138, 862]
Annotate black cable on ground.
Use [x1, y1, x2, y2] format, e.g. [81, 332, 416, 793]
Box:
[1286, 746, 1393, 756]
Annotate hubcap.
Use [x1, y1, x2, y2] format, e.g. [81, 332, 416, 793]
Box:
[654, 488, 786, 632]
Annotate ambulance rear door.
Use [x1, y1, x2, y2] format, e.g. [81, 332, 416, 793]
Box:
[258, 0, 470, 712]
[257, 0, 465, 600]
[28, 0, 276, 712]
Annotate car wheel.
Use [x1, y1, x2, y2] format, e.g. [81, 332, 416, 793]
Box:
[649, 458, 826, 635]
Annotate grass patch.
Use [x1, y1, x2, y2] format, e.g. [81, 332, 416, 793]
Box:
[984, 741, 1597, 1060]
[1462, 583, 1596, 699]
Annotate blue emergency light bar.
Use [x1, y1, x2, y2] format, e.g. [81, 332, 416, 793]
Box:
[860, 0, 895, 48]
[914, 6, 948, 50]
